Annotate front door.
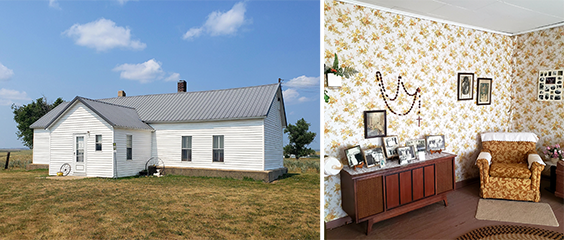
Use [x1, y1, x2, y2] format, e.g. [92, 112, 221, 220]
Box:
[74, 135, 86, 175]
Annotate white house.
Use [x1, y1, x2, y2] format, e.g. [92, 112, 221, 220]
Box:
[30, 81, 288, 182]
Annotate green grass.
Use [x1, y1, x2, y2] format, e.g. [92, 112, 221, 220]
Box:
[0, 168, 320, 239]
[284, 157, 320, 173]
[0, 150, 32, 169]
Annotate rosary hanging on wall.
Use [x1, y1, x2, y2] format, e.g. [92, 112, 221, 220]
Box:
[375, 71, 423, 127]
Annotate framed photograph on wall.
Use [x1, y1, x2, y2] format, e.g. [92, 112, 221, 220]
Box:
[398, 146, 416, 164]
[364, 147, 386, 168]
[457, 72, 474, 101]
[344, 145, 364, 168]
[477, 78, 492, 105]
[382, 136, 399, 158]
[426, 135, 445, 152]
[364, 110, 386, 139]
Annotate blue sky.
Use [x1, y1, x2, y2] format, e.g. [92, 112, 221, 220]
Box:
[0, 0, 320, 149]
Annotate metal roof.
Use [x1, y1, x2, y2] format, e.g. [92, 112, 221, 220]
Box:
[31, 96, 153, 130]
[31, 83, 285, 129]
[99, 83, 282, 123]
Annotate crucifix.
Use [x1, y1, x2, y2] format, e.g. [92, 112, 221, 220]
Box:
[417, 115, 422, 127]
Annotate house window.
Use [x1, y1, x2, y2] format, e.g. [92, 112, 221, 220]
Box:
[213, 135, 224, 162]
[126, 135, 132, 160]
[95, 135, 102, 151]
[182, 136, 192, 161]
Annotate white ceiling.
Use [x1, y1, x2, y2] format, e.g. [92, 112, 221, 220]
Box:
[343, 0, 564, 35]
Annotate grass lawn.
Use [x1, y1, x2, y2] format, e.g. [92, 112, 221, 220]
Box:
[0, 162, 319, 239]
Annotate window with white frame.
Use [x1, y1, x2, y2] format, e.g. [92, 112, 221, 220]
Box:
[126, 135, 132, 160]
[182, 136, 192, 161]
[213, 135, 224, 162]
[95, 135, 102, 151]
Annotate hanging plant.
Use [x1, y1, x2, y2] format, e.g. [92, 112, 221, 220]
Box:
[324, 53, 358, 78]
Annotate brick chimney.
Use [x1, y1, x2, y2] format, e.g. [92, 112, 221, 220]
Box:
[118, 90, 126, 97]
[178, 80, 187, 92]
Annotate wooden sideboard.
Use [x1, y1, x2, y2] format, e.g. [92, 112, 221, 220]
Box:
[341, 153, 457, 235]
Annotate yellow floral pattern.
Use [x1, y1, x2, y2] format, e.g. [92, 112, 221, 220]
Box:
[512, 27, 564, 159]
[477, 141, 544, 202]
[323, 0, 563, 222]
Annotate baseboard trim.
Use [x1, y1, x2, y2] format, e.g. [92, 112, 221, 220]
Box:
[456, 177, 479, 189]
[325, 216, 352, 230]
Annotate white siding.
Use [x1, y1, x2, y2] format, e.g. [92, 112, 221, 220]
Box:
[48, 102, 114, 177]
[32, 129, 50, 164]
[152, 119, 265, 171]
[264, 94, 284, 170]
[114, 128, 152, 177]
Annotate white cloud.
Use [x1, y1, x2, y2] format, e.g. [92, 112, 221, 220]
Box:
[183, 2, 249, 40]
[283, 88, 300, 103]
[116, 0, 137, 5]
[0, 63, 14, 81]
[284, 75, 319, 88]
[63, 18, 146, 52]
[298, 96, 310, 102]
[113, 59, 164, 83]
[165, 73, 181, 82]
[0, 88, 31, 106]
[49, 0, 61, 10]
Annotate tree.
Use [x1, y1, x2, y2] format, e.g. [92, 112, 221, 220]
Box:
[12, 97, 64, 149]
[283, 118, 316, 160]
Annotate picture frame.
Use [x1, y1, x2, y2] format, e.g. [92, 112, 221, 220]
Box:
[406, 139, 426, 153]
[426, 135, 445, 152]
[364, 110, 387, 139]
[537, 70, 563, 101]
[398, 146, 416, 164]
[477, 78, 492, 105]
[364, 147, 386, 168]
[457, 72, 474, 101]
[382, 136, 399, 158]
[344, 145, 365, 168]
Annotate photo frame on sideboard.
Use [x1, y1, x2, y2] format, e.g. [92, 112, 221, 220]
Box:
[398, 146, 416, 164]
[457, 72, 474, 101]
[382, 136, 399, 158]
[364, 147, 386, 168]
[344, 145, 365, 168]
[426, 135, 445, 152]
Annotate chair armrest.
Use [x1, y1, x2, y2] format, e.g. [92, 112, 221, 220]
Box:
[476, 152, 492, 165]
[476, 158, 490, 184]
[530, 161, 545, 191]
[527, 154, 545, 169]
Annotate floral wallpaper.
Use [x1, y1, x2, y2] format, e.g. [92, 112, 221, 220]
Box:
[512, 26, 564, 157]
[324, 0, 520, 222]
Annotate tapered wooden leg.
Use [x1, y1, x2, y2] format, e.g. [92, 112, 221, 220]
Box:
[443, 197, 448, 206]
[366, 218, 374, 235]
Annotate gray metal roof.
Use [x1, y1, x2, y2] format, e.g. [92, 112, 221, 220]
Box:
[99, 83, 283, 123]
[29, 102, 70, 129]
[31, 96, 153, 130]
[31, 83, 285, 129]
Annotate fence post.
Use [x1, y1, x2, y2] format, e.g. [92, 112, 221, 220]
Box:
[4, 152, 10, 169]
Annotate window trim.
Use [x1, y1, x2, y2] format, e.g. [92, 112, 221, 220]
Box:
[126, 135, 132, 160]
[95, 135, 102, 151]
[181, 136, 192, 162]
[212, 135, 224, 163]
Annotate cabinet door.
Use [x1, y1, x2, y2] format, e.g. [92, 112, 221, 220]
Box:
[356, 176, 384, 219]
[399, 171, 412, 205]
[386, 174, 400, 209]
[436, 160, 454, 194]
[424, 165, 435, 197]
[412, 168, 424, 201]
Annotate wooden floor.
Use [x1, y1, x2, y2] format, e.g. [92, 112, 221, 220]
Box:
[326, 178, 564, 239]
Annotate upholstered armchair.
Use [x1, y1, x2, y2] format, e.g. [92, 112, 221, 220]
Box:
[476, 132, 546, 202]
